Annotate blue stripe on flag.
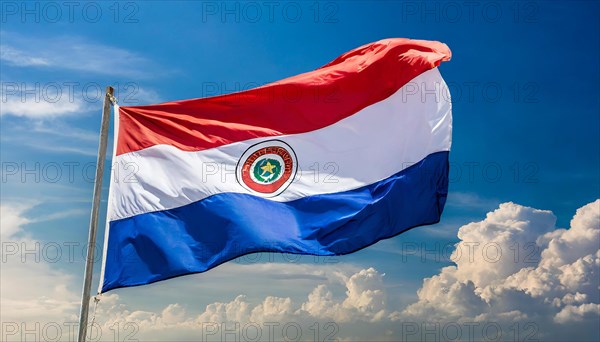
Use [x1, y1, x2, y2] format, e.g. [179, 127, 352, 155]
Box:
[101, 151, 449, 292]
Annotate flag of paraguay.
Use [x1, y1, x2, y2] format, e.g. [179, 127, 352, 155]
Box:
[99, 38, 452, 293]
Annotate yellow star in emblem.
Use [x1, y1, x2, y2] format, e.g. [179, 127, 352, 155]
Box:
[260, 161, 276, 174]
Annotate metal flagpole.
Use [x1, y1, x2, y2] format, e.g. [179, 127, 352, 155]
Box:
[77, 86, 114, 342]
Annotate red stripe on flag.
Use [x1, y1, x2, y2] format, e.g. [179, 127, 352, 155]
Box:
[117, 38, 451, 156]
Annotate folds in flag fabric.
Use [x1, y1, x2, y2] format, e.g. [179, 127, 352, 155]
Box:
[99, 38, 452, 293]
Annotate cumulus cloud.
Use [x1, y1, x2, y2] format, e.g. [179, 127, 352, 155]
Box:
[90, 267, 390, 341]
[400, 200, 600, 341]
[301, 268, 387, 322]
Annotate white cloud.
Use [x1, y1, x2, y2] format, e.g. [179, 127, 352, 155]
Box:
[90, 266, 392, 341]
[0, 32, 158, 79]
[0, 82, 163, 119]
[0, 204, 79, 332]
[29, 121, 98, 142]
[400, 200, 600, 341]
[0, 91, 90, 118]
[1, 111, 100, 155]
[0, 45, 50, 67]
[555, 303, 600, 324]
[299, 267, 387, 323]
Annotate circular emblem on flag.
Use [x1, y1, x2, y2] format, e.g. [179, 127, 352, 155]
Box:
[236, 140, 298, 197]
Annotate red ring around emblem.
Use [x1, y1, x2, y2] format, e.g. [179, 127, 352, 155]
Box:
[240, 146, 294, 194]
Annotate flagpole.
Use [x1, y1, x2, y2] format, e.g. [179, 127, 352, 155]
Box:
[77, 86, 114, 342]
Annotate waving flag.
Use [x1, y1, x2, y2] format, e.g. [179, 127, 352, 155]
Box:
[99, 38, 452, 293]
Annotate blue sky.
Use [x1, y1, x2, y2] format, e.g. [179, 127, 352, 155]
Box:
[1, 1, 599, 341]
